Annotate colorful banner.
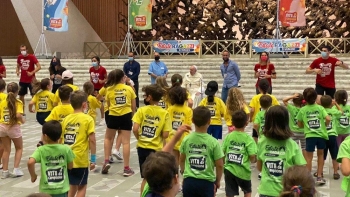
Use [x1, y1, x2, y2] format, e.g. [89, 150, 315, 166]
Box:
[44, 0, 69, 32]
[252, 39, 306, 53]
[279, 0, 306, 27]
[152, 40, 200, 53]
[130, 0, 152, 30]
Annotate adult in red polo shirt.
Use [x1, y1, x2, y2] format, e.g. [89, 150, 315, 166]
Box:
[16, 45, 41, 112]
[306, 45, 349, 98]
[254, 52, 276, 94]
[89, 56, 107, 125]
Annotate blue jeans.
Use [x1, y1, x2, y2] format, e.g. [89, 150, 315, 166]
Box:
[221, 86, 232, 103]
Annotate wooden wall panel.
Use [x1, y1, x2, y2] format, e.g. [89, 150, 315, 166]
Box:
[0, 0, 33, 56]
[72, 0, 128, 42]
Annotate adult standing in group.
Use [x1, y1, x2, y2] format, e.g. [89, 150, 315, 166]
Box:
[220, 50, 241, 103]
[183, 65, 204, 108]
[49, 57, 66, 93]
[148, 52, 168, 84]
[123, 52, 140, 108]
[89, 56, 107, 125]
[306, 45, 349, 98]
[254, 52, 276, 94]
[16, 45, 41, 112]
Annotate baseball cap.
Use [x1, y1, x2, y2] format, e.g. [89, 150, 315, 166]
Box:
[205, 81, 218, 96]
[62, 70, 73, 80]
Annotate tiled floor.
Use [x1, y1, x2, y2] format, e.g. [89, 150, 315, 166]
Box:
[0, 112, 344, 197]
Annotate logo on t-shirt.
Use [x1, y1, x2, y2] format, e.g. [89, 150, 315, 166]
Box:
[63, 123, 80, 145]
[319, 63, 332, 76]
[91, 72, 100, 84]
[141, 114, 160, 138]
[265, 145, 286, 157]
[20, 59, 30, 70]
[206, 104, 216, 117]
[340, 111, 350, 127]
[39, 96, 49, 110]
[114, 89, 127, 105]
[227, 153, 244, 165]
[258, 68, 268, 79]
[265, 159, 284, 177]
[189, 156, 206, 171]
[158, 100, 166, 109]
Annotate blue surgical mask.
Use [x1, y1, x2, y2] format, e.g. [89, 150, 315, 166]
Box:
[128, 57, 134, 61]
[92, 62, 98, 67]
[321, 52, 328, 58]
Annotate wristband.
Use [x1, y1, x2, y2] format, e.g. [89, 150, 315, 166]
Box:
[90, 154, 96, 163]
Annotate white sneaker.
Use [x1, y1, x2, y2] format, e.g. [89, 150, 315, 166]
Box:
[1, 170, 9, 179]
[10, 168, 24, 178]
[112, 150, 123, 161]
[0, 164, 3, 169]
[109, 155, 115, 163]
[99, 118, 106, 126]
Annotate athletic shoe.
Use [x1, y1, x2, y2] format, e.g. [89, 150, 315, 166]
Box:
[1, 170, 9, 179]
[123, 168, 134, 177]
[10, 168, 24, 178]
[316, 177, 326, 185]
[101, 163, 111, 174]
[109, 155, 115, 163]
[258, 173, 261, 180]
[112, 150, 123, 161]
[99, 118, 106, 126]
[0, 164, 3, 169]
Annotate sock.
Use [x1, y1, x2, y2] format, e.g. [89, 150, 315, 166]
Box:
[124, 166, 130, 170]
[104, 159, 109, 164]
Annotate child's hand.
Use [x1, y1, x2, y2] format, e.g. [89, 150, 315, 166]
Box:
[332, 99, 337, 105]
[293, 93, 299, 98]
[31, 174, 37, 183]
[90, 163, 96, 172]
[177, 125, 191, 134]
[228, 126, 235, 132]
[214, 180, 220, 192]
[29, 108, 35, 113]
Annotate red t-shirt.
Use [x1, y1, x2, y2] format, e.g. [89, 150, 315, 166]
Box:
[310, 57, 339, 88]
[89, 65, 107, 90]
[17, 54, 38, 83]
[254, 63, 275, 87]
[0, 65, 6, 79]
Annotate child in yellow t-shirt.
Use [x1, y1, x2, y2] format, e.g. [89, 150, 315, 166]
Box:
[29, 78, 55, 125]
[61, 90, 96, 197]
[199, 81, 226, 140]
[0, 82, 25, 178]
[83, 81, 101, 122]
[167, 85, 193, 165]
[132, 84, 172, 193]
[53, 70, 79, 106]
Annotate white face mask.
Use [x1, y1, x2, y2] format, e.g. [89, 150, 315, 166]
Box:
[21, 51, 27, 56]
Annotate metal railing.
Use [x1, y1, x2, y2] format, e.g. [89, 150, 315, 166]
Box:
[84, 38, 350, 59]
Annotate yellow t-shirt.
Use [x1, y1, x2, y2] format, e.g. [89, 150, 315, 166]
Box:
[106, 84, 136, 116]
[0, 99, 24, 124]
[31, 90, 55, 112]
[132, 105, 172, 151]
[224, 104, 250, 126]
[249, 93, 280, 121]
[61, 113, 95, 168]
[53, 84, 79, 104]
[45, 104, 74, 123]
[167, 104, 193, 150]
[199, 96, 226, 125]
[0, 93, 7, 103]
[98, 87, 109, 113]
[84, 95, 101, 121]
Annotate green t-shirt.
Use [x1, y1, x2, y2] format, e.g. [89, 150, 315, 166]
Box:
[222, 131, 257, 181]
[180, 132, 224, 182]
[142, 183, 150, 197]
[257, 137, 306, 197]
[254, 110, 266, 135]
[325, 108, 342, 136]
[30, 144, 75, 194]
[287, 104, 303, 133]
[335, 104, 350, 135]
[296, 104, 328, 140]
[337, 136, 350, 197]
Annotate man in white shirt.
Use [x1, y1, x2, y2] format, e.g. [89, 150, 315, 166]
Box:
[183, 65, 204, 108]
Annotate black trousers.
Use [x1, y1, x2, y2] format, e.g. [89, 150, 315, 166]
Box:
[134, 80, 139, 108]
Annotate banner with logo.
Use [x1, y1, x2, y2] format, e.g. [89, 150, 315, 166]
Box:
[279, 0, 306, 27]
[152, 40, 200, 53]
[44, 0, 69, 32]
[130, 0, 152, 30]
[252, 39, 306, 53]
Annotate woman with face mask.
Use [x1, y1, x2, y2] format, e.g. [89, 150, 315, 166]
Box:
[49, 57, 66, 93]
[253, 52, 276, 94]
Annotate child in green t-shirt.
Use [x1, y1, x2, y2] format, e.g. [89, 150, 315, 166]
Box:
[222, 110, 257, 197]
[334, 90, 350, 146]
[296, 87, 330, 185]
[179, 106, 224, 197]
[27, 120, 75, 197]
[337, 136, 350, 197]
[283, 93, 306, 157]
[254, 94, 272, 138]
[257, 106, 306, 197]
[320, 95, 342, 180]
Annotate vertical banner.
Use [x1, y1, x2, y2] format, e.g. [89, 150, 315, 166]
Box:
[130, 0, 152, 30]
[279, 0, 306, 27]
[44, 0, 69, 32]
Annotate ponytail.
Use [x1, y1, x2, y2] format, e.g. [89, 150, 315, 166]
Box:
[7, 83, 19, 126]
[32, 78, 51, 94]
[208, 95, 214, 103]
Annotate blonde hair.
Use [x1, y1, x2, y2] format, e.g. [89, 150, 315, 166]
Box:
[155, 76, 170, 102]
[7, 82, 19, 126]
[226, 88, 247, 115]
[83, 81, 94, 96]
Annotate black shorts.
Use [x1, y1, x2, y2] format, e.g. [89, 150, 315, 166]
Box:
[107, 112, 132, 130]
[252, 128, 258, 138]
[104, 111, 109, 125]
[19, 82, 33, 96]
[306, 137, 326, 152]
[183, 177, 214, 197]
[36, 111, 51, 125]
[324, 135, 339, 160]
[137, 147, 156, 178]
[68, 168, 89, 185]
[224, 169, 252, 196]
[315, 84, 336, 98]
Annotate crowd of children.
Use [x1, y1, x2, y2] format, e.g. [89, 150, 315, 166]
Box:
[1, 56, 350, 197]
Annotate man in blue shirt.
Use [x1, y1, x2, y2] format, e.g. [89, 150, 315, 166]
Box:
[148, 52, 168, 84]
[220, 51, 241, 103]
[123, 52, 141, 107]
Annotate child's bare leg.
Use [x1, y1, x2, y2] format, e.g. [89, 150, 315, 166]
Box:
[317, 149, 324, 177]
[305, 151, 314, 172]
[76, 185, 87, 197]
[68, 185, 78, 197]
